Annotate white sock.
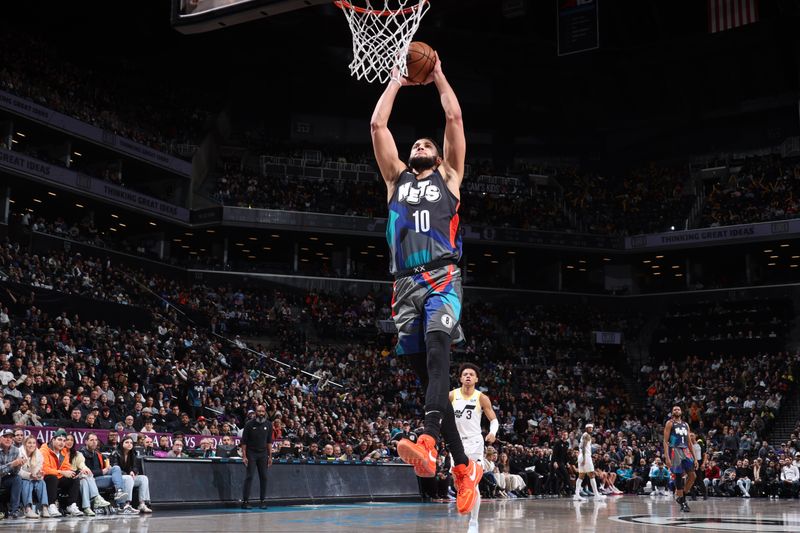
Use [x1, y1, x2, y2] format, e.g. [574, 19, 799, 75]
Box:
[469, 493, 481, 524]
[589, 477, 600, 496]
[575, 478, 583, 495]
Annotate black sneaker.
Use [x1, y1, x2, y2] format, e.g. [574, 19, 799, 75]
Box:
[259, 501, 268, 509]
[677, 497, 691, 512]
[241, 501, 252, 510]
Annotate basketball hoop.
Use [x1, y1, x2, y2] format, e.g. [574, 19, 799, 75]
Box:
[335, 0, 430, 84]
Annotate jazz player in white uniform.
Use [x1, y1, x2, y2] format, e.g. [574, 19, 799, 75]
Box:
[450, 363, 498, 533]
[574, 423, 606, 501]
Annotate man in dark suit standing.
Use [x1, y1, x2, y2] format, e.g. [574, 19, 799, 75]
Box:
[551, 430, 571, 496]
[241, 404, 273, 509]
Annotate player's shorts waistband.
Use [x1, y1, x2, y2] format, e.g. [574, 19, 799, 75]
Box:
[393, 259, 457, 280]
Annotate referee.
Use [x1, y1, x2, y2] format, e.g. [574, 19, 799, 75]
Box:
[241, 404, 273, 509]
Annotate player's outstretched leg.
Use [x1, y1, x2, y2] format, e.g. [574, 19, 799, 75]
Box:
[398, 335, 482, 514]
[398, 346, 445, 477]
[399, 334, 469, 477]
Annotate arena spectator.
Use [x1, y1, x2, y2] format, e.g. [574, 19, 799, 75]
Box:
[3, 378, 22, 400]
[561, 163, 693, 235]
[197, 438, 216, 458]
[736, 459, 754, 498]
[779, 457, 800, 498]
[631, 458, 650, 494]
[11, 429, 25, 452]
[481, 447, 501, 499]
[64, 433, 111, 516]
[0, 428, 24, 518]
[751, 457, 766, 497]
[65, 408, 85, 429]
[0, 29, 207, 158]
[216, 435, 239, 458]
[139, 436, 156, 457]
[649, 459, 670, 496]
[155, 435, 171, 457]
[762, 458, 781, 498]
[81, 433, 128, 504]
[432, 449, 453, 500]
[101, 432, 119, 454]
[193, 416, 212, 436]
[213, 166, 575, 235]
[166, 439, 188, 459]
[18, 435, 48, 518]
[701, 156, 800, 228]
[494, 452, 527, 498]
[40, 429, 81, 517]
[111, 435, 152, 513]
[702, 459, 721, 494]
[717, 465, 738, 497]
[0, 230, 795, 507]
[13, 401, 41, 426]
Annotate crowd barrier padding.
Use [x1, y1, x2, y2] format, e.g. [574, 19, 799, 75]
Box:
[140, 457, 419, 505]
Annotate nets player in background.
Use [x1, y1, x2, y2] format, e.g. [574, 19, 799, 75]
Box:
[574, 423, 606, 501]
[450, 363, 499, 533]
[664, 405, 698, 512]
[370, 52, 482, 516]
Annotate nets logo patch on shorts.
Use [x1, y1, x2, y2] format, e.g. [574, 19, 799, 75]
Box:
[441, 314, 454, 328]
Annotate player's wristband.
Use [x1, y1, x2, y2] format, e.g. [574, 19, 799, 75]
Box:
[489, 419, 499, 436]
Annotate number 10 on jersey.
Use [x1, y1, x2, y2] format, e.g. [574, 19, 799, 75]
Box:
[412, 210, 430, 233]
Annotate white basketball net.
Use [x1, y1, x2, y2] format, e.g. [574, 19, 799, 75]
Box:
[336, 0, 431, 84]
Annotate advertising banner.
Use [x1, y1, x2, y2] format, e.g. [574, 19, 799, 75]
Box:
[0, 148, 190, 222]
[1, 425, 240, 449]
[0, 90, 191, 176]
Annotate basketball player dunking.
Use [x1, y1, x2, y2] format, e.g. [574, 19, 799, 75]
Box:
[370, 53, 482, 515]
[574, 423, 606, 501]
[450, 363, 498, 533]
[664, 405, 697, 512]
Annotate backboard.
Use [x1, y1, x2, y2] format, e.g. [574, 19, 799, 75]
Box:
[171, 0, 330, 34]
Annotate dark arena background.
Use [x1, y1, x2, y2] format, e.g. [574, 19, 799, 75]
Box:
[0, 0, 799, 531]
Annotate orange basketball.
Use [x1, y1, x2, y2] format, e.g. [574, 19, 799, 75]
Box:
[405, 41, 436, 84]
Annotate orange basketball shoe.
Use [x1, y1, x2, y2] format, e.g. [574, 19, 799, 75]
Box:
[397, 434, 437, 478]
[452, 460, 483, 514]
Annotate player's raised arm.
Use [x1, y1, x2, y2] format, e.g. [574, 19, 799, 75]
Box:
[370, 78, 410, 199]
[430, 55, 465, 186]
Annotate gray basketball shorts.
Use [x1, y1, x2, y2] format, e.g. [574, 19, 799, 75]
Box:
[391, 264, 465, 355]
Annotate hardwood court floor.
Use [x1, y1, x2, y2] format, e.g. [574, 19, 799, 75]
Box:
[1, 496, 799, 532]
